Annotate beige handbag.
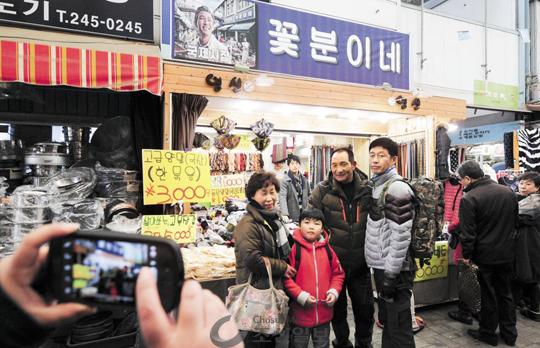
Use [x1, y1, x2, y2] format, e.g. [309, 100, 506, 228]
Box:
[225, 258, 289, 335]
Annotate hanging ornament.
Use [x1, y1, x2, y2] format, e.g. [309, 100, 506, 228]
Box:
[250, 118, 274, 138]
[210, 115, 237, 135]
[252, 136, 270, 151]
[193, 132, 211, 150]
[218, 134, 241, 150]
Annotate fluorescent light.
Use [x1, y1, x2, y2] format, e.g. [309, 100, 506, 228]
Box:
[448, 123, 458, 132]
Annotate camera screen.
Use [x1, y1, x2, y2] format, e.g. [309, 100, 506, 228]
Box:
[62, 239, 158, 304]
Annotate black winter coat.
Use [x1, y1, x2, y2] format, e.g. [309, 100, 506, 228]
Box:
[459, 177, 518, 265]
[308, 169, 371, 275]
[514, 194, 540, 283]
[234, 203, 288, 290]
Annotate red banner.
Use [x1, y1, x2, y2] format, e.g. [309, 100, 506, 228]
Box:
[0, 40, 162, 95]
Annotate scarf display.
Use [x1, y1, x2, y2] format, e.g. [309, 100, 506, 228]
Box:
[209, 152, 263, 174]
[396, 139, 425, 179]
[310, 145, 336, 187]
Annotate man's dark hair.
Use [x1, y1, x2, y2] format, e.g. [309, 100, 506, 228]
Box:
[369, 137, 399, 157]
[331, 146, 355, 163]
[299, 208, 325, 225]
[195, 6, 212, 22]
[245, 171, 280, 199]
[287, 155, 301, 166]
[457, 161, 484, 180]
[518, 171, 540, 188]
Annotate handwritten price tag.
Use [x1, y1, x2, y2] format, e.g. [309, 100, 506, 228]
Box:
[142, 149, 211, 205]
[414, 241, 449, 282]
[210, 174, 246, 205]
[141, 214, 197, 244]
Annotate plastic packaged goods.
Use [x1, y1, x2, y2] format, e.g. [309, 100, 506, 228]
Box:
[44, 167, 97, 201]
[10, 186, 54, 207]
[0, 219, 14, 258]
[105, 215, 141, 234]
[94, 163, 138, 182]
[51, 199, 103, 230]
[95, 180, 141, 198]
[3, 205, 52, 224]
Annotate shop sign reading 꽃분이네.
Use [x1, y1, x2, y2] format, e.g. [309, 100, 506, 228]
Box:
[142, 149, 212, 205]
[161, 0, 409, 89]
[0, 0, 153, 41]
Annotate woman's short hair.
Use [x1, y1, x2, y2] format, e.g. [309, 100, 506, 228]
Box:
[518, 171, 540, 188]
[245, 171, 280, 199]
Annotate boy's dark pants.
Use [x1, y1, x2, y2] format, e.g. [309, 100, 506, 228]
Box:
[290, 323, 330, 348]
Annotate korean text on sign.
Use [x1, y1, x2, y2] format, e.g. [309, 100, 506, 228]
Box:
[141, 214, 196, 244]
[142, 149, 211, 205]
[414, 241, 449, 282]
[211, 174, 246, 205]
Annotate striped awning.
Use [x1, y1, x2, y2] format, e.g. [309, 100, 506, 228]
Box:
[0, 39, 162, 95]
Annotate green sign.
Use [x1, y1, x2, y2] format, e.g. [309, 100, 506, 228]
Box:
[474, 80, 518, 109]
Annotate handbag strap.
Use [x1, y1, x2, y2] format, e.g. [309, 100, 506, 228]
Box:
[263, 257, 276, 290]
[245, 258, 276, 290]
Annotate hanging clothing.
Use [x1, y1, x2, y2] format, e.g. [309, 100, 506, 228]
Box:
[504, 132, 515, 169]
[436, 126, 451, 179]
[443, 180, 463, 223]
[393, 139, 425, 179]
[518, 128, 540, 171]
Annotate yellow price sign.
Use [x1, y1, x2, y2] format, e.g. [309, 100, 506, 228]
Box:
[210, 174, 246, 205]
[141, 214, 197, 244]
[414, 241, 449, 282]
[142, 149, 211, 205]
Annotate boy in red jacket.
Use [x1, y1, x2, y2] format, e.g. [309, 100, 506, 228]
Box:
[284, 208, 345, 348]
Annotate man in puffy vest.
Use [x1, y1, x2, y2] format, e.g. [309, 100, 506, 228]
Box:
[365, 137, 416, 348]
[309, 147, 374, 348]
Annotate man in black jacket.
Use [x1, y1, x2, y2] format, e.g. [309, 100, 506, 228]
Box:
[458, 161, 518, 346]
[309, 147, 374, 348]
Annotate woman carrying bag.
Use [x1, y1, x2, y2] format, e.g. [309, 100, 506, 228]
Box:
[233, 171, 296, 347]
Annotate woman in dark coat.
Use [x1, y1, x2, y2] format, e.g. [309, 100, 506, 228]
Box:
[234, 171, 297, 347]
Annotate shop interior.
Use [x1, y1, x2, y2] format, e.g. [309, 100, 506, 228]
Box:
[0, 82, 162, 257]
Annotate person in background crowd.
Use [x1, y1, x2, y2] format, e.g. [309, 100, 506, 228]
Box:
[309, 147, 374, 348]
[284, 208, 345, 348]
[0, 224, 243, 348]
[458, 161, 518, 346]
[365, 137, 416, 348]
[272, 158, 287, 182]
[513, 171, 540, 322]
[280, 155, 310, 222]
[234, 171, 295, 347]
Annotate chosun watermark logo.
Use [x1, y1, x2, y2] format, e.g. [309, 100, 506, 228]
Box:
[210, 315, 245, 348]
[210, 315, 285, 347]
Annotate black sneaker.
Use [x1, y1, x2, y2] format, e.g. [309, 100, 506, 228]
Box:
[521, 308, 540, 322]
[448, 310, 473, 325]
[467, 329, 498, 346]
[332, 339, 354, 348]
[499, 334, 516, 347]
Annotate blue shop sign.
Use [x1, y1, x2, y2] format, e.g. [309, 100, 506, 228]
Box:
[161, 0, 409, 89]
[448, 121, 522, 146]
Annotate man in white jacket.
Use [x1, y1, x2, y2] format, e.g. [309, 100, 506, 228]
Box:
[365, 137, 416, 348]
